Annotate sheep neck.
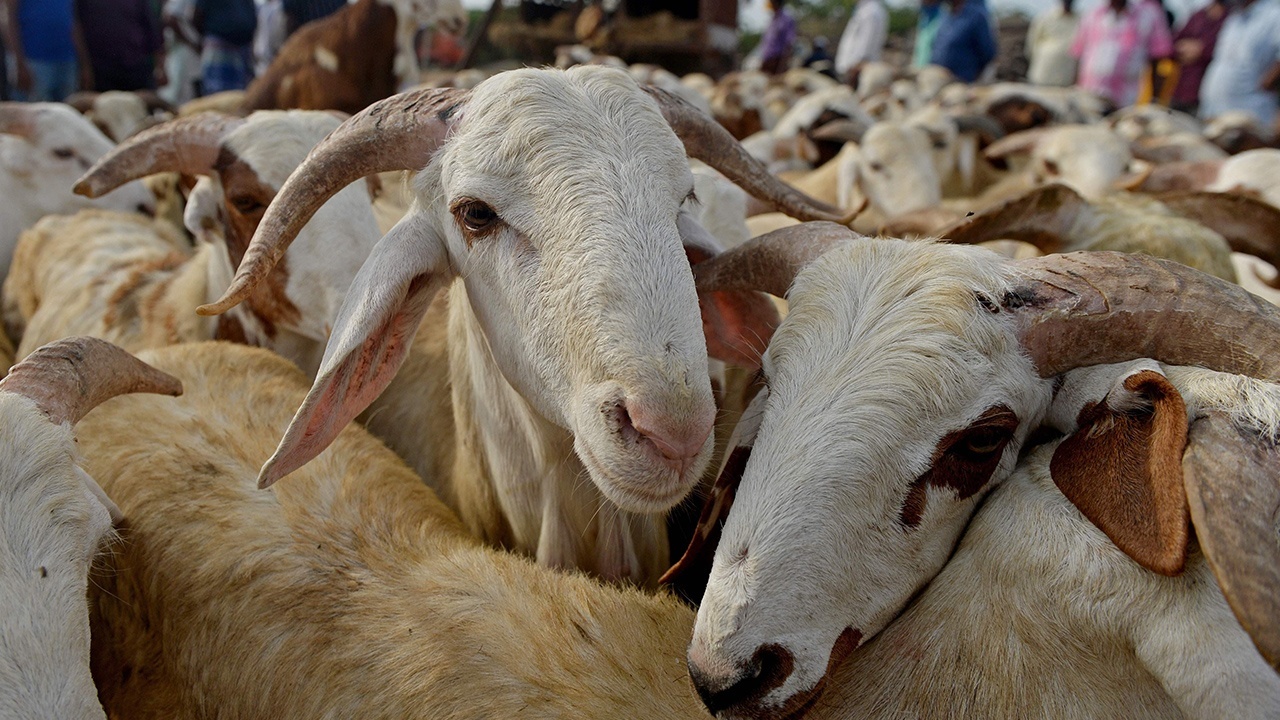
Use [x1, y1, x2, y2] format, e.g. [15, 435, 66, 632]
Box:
[445, 280, 666, 586]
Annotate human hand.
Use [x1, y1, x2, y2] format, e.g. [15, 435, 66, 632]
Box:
[1174, 38, 1203, 64]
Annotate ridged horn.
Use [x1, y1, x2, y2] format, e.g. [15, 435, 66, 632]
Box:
[938, 183, 1087, 255]
[0, 102, 39, 140]
[644, 86, 859, 226]
[0, 337, 182, 425]
[74, 112, 245, 198]
[692, 222, 860, 299]
[1009, 252, 1280, 380]
[197, 87, 470, 316]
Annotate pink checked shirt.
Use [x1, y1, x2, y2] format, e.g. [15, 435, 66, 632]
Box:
[1072, 0, 1173, 107]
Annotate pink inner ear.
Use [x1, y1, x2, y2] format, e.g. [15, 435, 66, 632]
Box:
[699, 290, 779, 371]
[258, 274, 440, 488]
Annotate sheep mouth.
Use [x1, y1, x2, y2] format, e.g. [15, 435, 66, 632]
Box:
[575, 439, 696, 513]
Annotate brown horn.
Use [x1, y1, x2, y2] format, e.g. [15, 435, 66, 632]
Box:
[938, 183, 1087, 255]
[693, 222, 860, 299]
[197, 87, 470, 317]
[983, 126, 1051, 160]
[643, 86, 859, 226]
[809, 117, 869, 145]
[74, 112, 245, 198]
[0, 337, 182, 425]
[0, 102, 39, 140]
[1008, 252, 1280, 380]
[1156, 191, 1280, 288]
[1182, 411, 1280, 670]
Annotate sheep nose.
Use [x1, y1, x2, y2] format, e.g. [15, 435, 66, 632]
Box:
[616, 398, 714, 475]
[688, 644, 795, 716]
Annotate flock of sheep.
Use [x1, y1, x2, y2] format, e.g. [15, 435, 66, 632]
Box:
[2, 16, 1280, 720]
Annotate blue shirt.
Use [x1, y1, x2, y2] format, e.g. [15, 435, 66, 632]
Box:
[930, 0, 997, 82]
[18, 0, 77, 63]
[1200, 0, 1280, 127]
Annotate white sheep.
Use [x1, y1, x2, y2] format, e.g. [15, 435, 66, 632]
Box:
[12, 110, 383, 376]
[0, 103, 155, 280]
[676, 224, 1280, 716]
[64, 90, 176, 142]
[0, 336, 181, 720]
[196, 67, 837, 585]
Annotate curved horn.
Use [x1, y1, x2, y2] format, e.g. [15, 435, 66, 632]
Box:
[1128, 158, 1223, 194]
[197, 87, 470, 316]
[74, 112, 245, 198]
[1157, 191, 1280, 287]
[693, 222, 859, 298]
[809, 117, 869, 145]
[644, 86, 858, 226]
[1009, 252, 1280, 380]
[952, 113, 1006, 141]
[938, 183, 1086, 254]
[1183, 411, 1280, 670]
[0, 102, 38, 140]
[0, 337, 182, 425]
[983, 127, 1051, 160]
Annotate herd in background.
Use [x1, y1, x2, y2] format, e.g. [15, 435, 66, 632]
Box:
[1, 35, 1280, 720]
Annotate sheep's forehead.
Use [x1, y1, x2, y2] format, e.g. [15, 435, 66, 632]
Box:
[225, 111, 344, 189]
[33, 105, 112, 153]
[762, 241, 1022, 466]
[444, 68, 690, 203]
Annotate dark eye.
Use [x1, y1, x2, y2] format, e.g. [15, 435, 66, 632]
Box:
[954, 427, 1011, 461]
[231, 195, 265, 214]
[53, 147, 75, 160]
[451, 198, 501, 236]
[868, 161, 885, 173]
[1042, 159, 1060, 176]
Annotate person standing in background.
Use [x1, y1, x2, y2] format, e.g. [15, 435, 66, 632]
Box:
[834, 0, 888, 84]
[254, 0, 287, 77]
[758, 0, 796, 75]
[912, 0, 946, 69]
[930, 0, 997, 83]
[4, 0, 92, 101]
[282, 0, 345, 36]
[1169, 0, 1226, 115]
[1071, 0, 1172, 108]
[193, 0, 257, 94]
[161, 0, 200, 104]
[1026, 0, 1079, 86]
[1199, 0, 1280, 127]
[76, 0, 166, 91]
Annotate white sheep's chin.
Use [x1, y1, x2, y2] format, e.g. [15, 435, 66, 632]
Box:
[573, 428, 706, 515]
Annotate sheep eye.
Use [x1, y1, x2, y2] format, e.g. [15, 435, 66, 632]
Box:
[231, 195, 265, 214]
[955, 428, 1010, 460]
[868, 161, 885, 173]
[53, 147, 75, 160]
[451, 198, 500, 235]
[1042, 159, 1060, 176]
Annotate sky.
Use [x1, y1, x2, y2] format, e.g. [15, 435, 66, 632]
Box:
[459, 0, 1217, 31]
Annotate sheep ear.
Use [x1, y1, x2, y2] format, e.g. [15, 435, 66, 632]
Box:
[76, 466, 122, 525]
[836, 145, 863, 212]
[1183, 411, 1280, 669]
[661, 385, 768, 600]
[679, 212, 780, 371]
[1050, 369, 1190, 576]
[257, 212, 451, 488]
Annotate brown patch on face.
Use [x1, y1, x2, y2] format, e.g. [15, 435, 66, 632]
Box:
[899, 404, 1020, 528]
[1049, 370, 1189, 575]
[213, 147, 300, 337]
[214, 313, 249, 344]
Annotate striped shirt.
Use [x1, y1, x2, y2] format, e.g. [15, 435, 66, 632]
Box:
[1072, 0, 1172, 107]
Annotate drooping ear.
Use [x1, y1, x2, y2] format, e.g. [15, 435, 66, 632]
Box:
[1182, 411, 1280, 670]
[661, 384, 768, 601]
[76, 466, 122, 525]
[1049, 368, 1190, 575]
[257, 212, 452, 488]
[679, 212, 780, 371]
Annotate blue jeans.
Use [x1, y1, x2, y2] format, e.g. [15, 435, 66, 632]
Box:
[16, 58, 78, 102]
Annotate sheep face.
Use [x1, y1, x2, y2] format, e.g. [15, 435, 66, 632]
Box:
[840, 124, 942, 216]
[0, 103, 155, 278]
[186, 111, 384, 376]
[1031, 125, 1133, 200]
[688, 240, 1051, 718]
[409, 68, 716, 512]
[0, 395, 112, 720]
[389, 0, 467, 35]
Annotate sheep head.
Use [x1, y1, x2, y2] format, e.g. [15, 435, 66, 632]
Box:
[75, 110, 385, 376]
[676, 225, 1280, 718]
[197, 67, 836, 514]
[0, 337, 180, 720]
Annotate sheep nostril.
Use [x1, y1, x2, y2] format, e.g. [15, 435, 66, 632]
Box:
[688, 644, 795, 715]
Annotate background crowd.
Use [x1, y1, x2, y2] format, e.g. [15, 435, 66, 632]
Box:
[760, 0, 1280, 131]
